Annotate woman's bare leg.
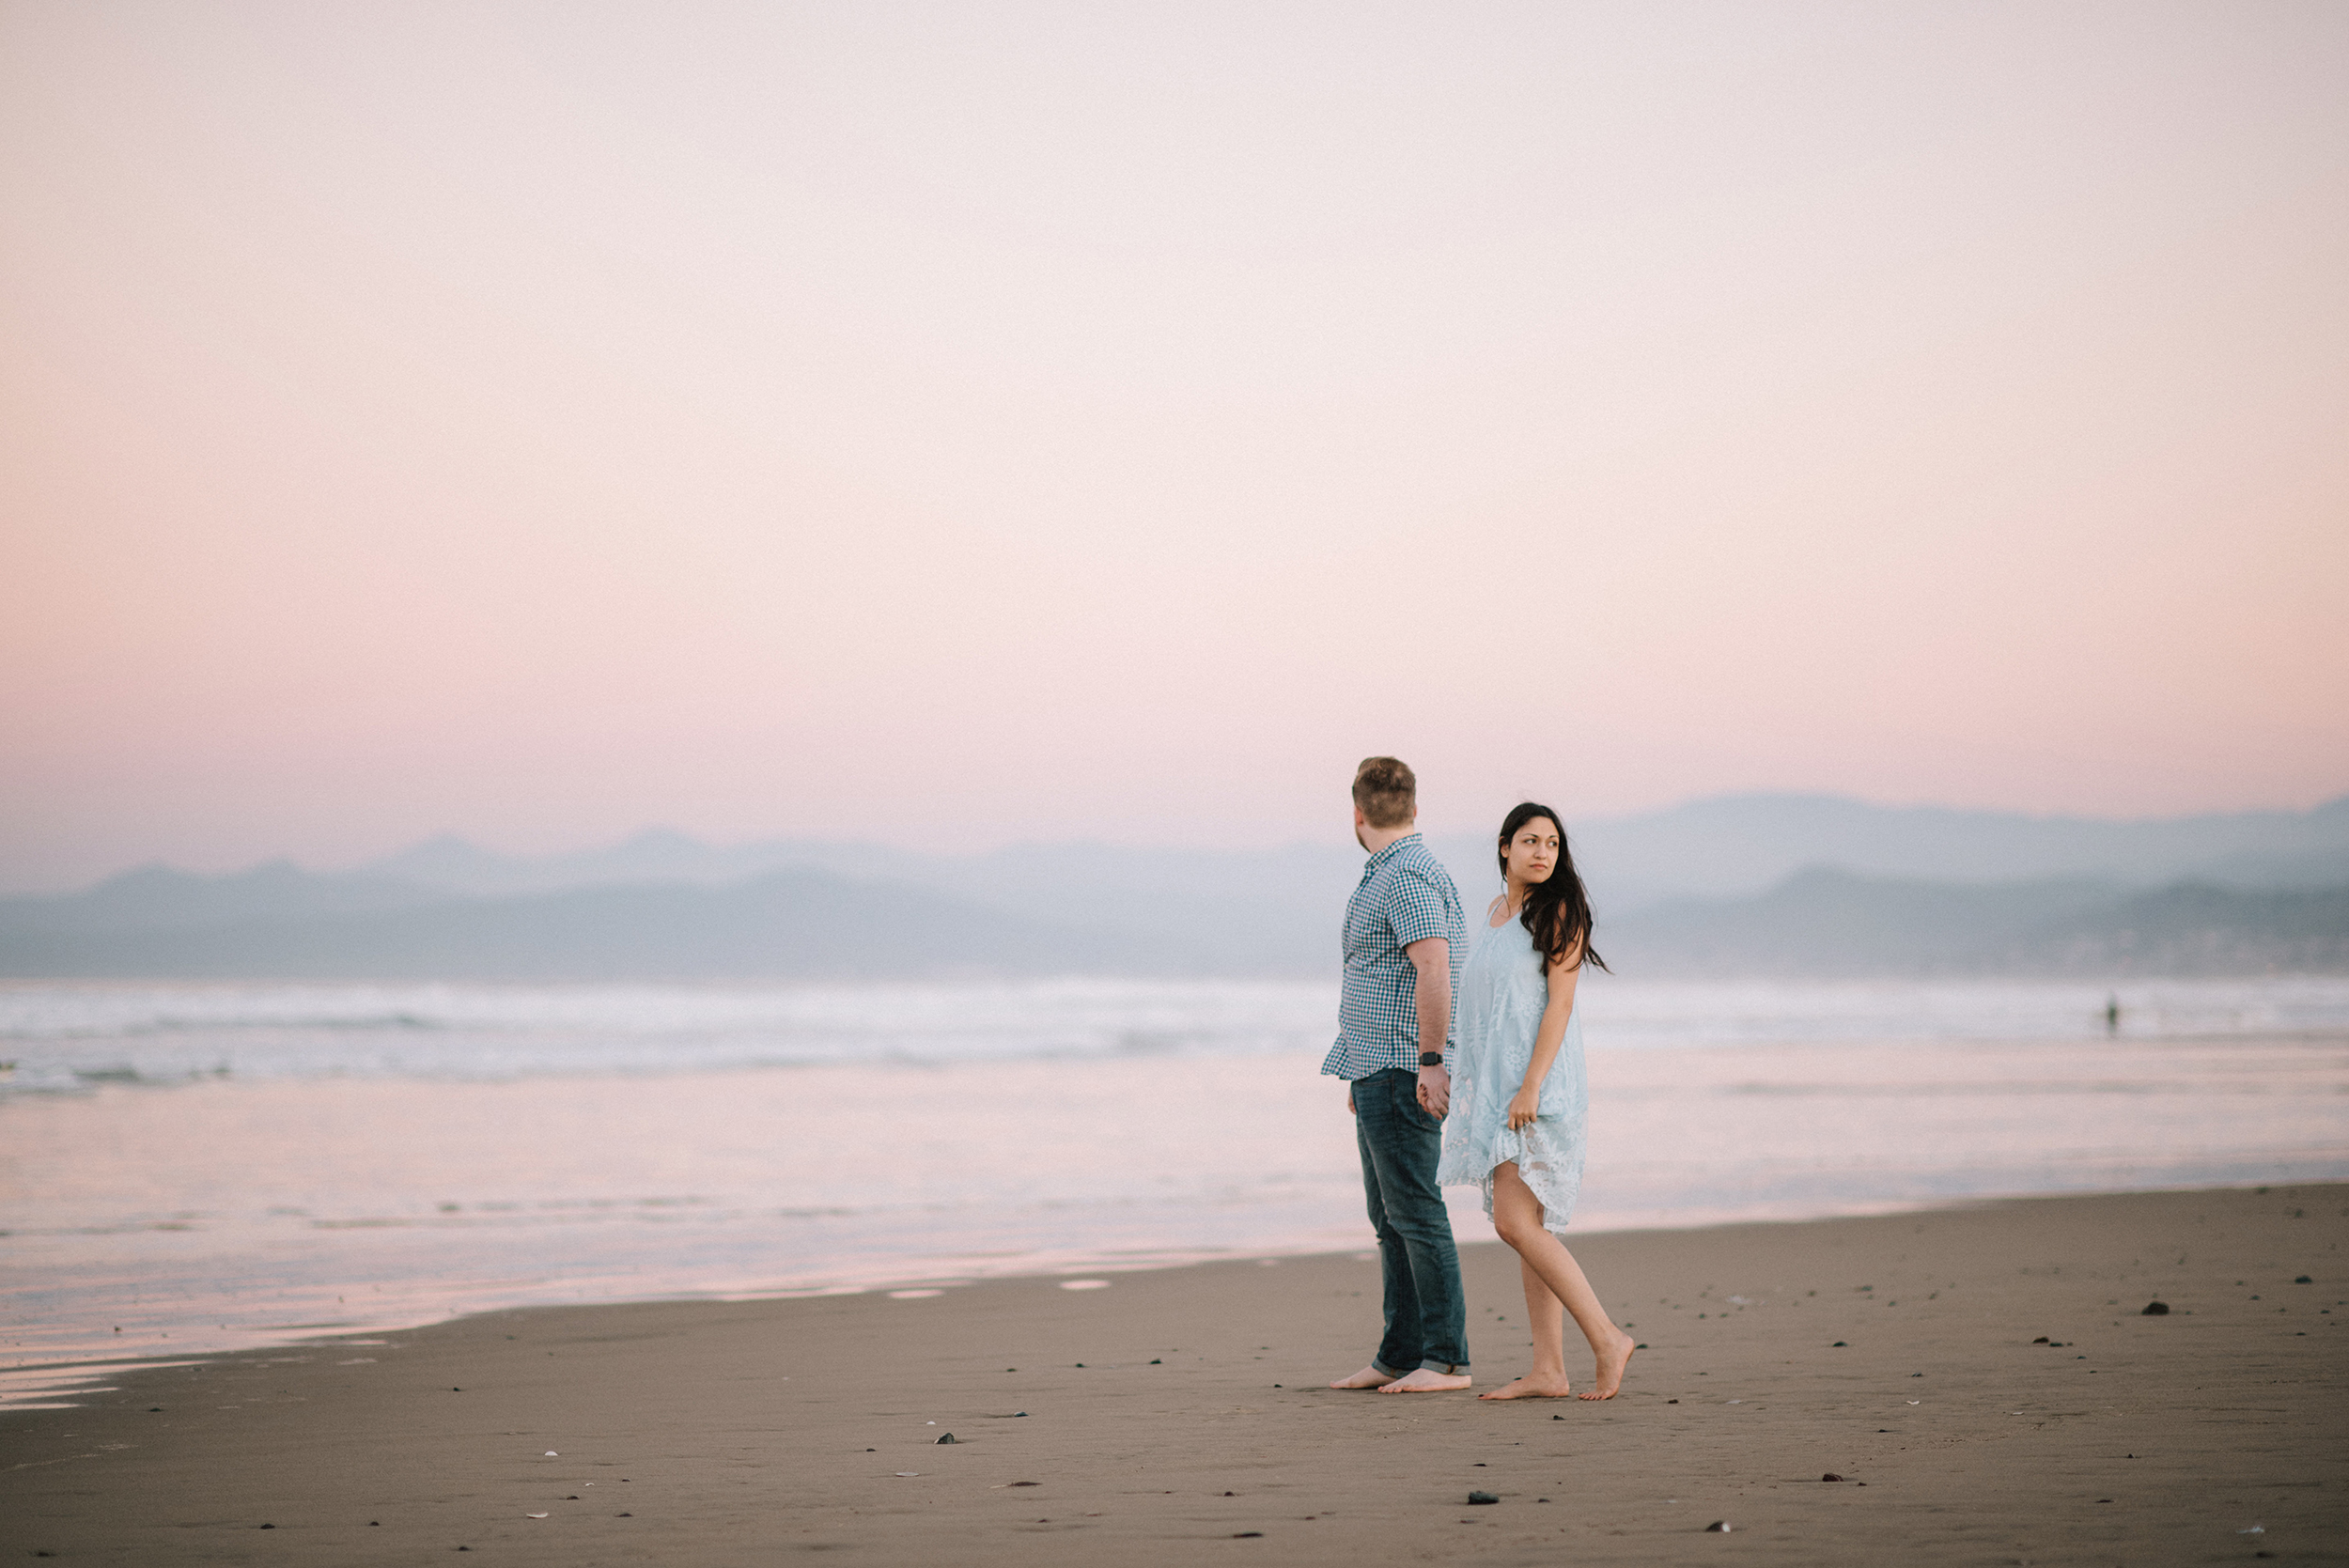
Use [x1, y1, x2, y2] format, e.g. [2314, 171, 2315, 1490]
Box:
[1480, 1162, 1635, 1401]
[1522, 1255, 1568, 1374]
[1477, 1253, 1574, 1399]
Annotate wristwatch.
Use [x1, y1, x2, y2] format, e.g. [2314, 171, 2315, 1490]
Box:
[1419, 1051, 1445, 1067]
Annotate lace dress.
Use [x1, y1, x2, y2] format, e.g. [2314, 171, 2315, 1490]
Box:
[1437, 907, 1586, 1235]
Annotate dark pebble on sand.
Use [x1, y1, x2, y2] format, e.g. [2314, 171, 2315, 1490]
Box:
[1703, 1520, 1732, 1532]
[1831, 1341, 1846, 1347]
[937, 1434, 957, 1444]
[1234, 1531, 1263, 1538]
[1668, 1399, 1679, 1404]
[258, 1524, 273, 1529]
[1822, 1473, 1843, 1483]
[2296, 1275, 2312, 1283]
[1467, 1492, 1499, 1505]
[1553, 1414, 1563, 1420]
[1151, 1358, 1161, 1363]
[2141, 1301, 2170, 1315]
[370, 1522, 379, 1527]
[617, 1512, 632, 1517]
[1010, 1482, 1039, 1487]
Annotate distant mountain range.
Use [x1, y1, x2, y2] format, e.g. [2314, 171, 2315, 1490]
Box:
[1605, 870, 2349, 978]
[345, 791, 2349, 908]
[4, 792, 2345, 980]
[1553, 792, 2349, 903]
[0, 869, 1126, 982]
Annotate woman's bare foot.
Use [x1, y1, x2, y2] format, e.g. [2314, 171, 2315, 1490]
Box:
[1329, 1363, 1398, 1389]
[1478, 1372, 1577, 1400]
[1579, 1333, 1635, 1400]
[1375, 1368, 1472, 1394]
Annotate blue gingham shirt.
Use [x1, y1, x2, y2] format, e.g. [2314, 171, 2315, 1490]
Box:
[1320, 833, 1466, 1081]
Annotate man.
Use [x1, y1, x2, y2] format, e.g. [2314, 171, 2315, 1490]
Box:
[1324, 755, 1470, 1393]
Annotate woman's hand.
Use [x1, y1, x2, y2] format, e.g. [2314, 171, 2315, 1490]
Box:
[1505, 1083, 1541, 1131]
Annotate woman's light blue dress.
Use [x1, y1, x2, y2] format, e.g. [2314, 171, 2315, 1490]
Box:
[1437, 903, 1586, 1235]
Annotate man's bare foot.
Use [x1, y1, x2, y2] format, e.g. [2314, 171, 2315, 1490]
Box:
[1329, 1363, 1398, 1389]
[1579, 1332, 1636, 1400]
[1478, 1372, 1577, 1400]
[1375, 1367, 1472, 1394]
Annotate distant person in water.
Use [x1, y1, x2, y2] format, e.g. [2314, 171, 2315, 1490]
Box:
[1325, 756, 1472, 1394]
[1438, 802, 1635, 1400]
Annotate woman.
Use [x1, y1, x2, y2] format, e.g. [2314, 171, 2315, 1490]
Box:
[1439, 801, 1635, 1400]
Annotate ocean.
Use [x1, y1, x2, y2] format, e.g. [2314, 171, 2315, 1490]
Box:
[4, 974, 2346, 1406]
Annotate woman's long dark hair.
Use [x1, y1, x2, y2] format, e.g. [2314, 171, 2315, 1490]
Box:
[1495, 801, 1609, 974]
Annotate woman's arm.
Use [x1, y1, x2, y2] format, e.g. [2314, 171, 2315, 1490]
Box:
[1504, 941, 1582, 1131]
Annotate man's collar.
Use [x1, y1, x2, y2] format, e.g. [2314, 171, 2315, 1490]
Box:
[1361, 831, 1422, 873]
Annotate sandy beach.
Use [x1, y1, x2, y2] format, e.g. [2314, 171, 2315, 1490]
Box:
[4, 1183, 2342, 1565]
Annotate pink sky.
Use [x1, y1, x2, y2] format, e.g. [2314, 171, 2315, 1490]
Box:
[3, 1, 2345, 891]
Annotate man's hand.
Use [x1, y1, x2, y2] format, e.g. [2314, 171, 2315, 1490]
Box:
[1417, 1063, 1451, 1119]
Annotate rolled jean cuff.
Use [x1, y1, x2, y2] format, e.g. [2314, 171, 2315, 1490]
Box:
[1372, 1359, 1408, 1380]
[1420, 1360, 1468, 1375]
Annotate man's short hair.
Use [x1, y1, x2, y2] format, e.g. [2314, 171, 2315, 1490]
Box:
[1352, 756, 1417, 829]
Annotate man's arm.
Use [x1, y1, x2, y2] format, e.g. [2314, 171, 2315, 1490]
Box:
[1406, 936, 1451, 1117]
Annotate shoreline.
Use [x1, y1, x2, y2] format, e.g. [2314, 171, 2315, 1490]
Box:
[5, 1182, 2344, 1563]
[9, 1027, 2343, 1389]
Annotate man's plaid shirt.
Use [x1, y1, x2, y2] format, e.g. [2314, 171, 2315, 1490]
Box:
[1320, 832, 1466, 1081]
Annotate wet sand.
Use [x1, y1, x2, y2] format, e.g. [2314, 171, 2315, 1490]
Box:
[4, 1183, 2343, 1565]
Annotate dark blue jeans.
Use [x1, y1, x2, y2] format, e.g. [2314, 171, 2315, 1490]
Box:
[1351, 1067, 1469, 1374]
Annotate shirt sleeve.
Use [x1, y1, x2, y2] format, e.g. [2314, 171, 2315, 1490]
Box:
[1384, 870, 1454, 950]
